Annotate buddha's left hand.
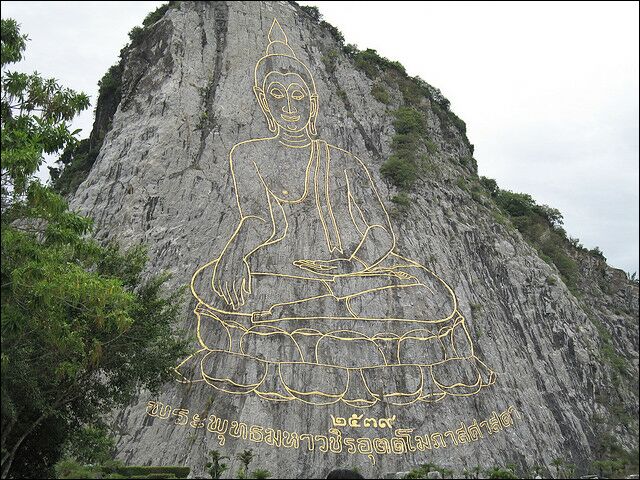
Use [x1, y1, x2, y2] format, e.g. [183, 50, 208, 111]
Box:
[293, 258, 360, 276]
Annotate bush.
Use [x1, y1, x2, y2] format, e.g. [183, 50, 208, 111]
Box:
[128, 26, 145, 46]
[491, 189, 582, 289]
[392, 106, 424, 135]
[424, 83, 451, 110]
[250, 469, 272, 479]
[381, 156, 418, 189]
[129, 473, 178, 479]
[53, 57, 123, 196]
[113, 466, 190, 478]
[590, 246, 607, 261]
[129, 475, 177, 479]
[494, 190, 536, 217]
[98, 63, 123, 99]
[448, 111, 467, 134]
[321, 49, 339, 74]
[320, 21, 344, 45]
[392, 192, 411, 209]
[354, 49, 405, 79]
[480, 176, 498, 196]
[426, 140, 438, 155]
[342, 43, 358, 57]
[50, 139, 100, 196]
[403, 463, 441, 479]
[371, 83, 390, 104]
[142, 3, 170, 27]
[485, 467, 518, 479]
[300, 5, 321, 21]
[381, 107, 427, 191]
[54, 459, 99, 479]
[62, 425, 115, 465]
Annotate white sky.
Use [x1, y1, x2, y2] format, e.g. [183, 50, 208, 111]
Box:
[2, 1, 638, 274]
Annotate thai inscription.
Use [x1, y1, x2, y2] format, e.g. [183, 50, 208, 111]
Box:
[147, 401, 520, 465]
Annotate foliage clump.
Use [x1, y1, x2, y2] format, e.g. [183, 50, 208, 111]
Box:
[354, 48, 405, 79]
[592, 318, 630, 379]
[391, 192, 411, 211]
[143, 3, 173, 27]
[300, 4, 344, 46]
[403, 463, 448, 479]
[477, 182, 580, 291]
[1, 18, 187, 478]
[54, 459, 190, 479]
[321, 48, 339, 74]
[371, 83, 390, 104]
[129, 2, 179, 48]
[52, 2, 176, 194]
[206, 450, 229, 479]
[380, 107, 426, 192]
[300, 5, 321, 22]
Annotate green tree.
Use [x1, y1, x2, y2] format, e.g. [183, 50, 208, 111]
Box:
[530, 464, 543, 478]
[236, 449, 255, 479]
[485, 466, 518, 479]
[61, 424, 115, 465]
[1, 18, 186, 478]
[250, 469, 272, 480]
[550, 457, 564, 479]
[440, 467, 454, 478]
[206, 450, 229, 479]
[470, 465, 482, 479]
[591, 459, 615, 478]
[404, 462, 440, 479]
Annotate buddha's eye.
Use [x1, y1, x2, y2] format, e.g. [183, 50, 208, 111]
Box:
[290, 89, 305, 101]
[269, 87, 285, 99]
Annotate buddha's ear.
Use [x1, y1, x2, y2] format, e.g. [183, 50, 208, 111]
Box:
[253, 86, 277, 133]
[308, 94, 319, 136]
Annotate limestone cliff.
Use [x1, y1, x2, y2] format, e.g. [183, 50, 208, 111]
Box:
[66, 1, 638, 477]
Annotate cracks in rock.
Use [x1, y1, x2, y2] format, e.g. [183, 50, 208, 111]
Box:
[321, 51, 383, 162]
[121, 71, 145, 112]
[193, 1, 229, 170]
[144, 195, 159, 226]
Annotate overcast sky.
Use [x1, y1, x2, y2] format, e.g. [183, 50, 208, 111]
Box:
[2, 1, 638, 275]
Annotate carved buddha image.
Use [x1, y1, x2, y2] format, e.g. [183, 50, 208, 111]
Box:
[176, 19, 496, 408]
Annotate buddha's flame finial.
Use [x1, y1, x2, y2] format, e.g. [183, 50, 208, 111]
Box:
[265, 18, 297, 59]
[268, 18, 287, 44]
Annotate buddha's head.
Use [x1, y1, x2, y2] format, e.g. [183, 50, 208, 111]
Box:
[254, 19, 318, 136]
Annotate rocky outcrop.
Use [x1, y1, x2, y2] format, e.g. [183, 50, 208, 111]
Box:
[69, 2, 638, 477]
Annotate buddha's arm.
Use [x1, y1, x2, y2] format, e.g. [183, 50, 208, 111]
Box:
[345, 156, 396, 269]
[212, 152, 274, 309]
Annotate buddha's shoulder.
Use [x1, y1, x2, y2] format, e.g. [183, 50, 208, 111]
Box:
[327, 144, 368, 172]
[230, 137, 275, 159]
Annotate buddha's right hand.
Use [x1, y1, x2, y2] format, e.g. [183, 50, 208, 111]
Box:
[211, 252, 252, 310]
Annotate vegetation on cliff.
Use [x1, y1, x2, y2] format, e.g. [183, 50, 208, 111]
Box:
[51, 2, 180, 196]
[304, 5, 634, 291]
[301, 4, 638, 472]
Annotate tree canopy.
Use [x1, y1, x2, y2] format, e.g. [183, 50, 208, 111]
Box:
[1, 18, 186, 478]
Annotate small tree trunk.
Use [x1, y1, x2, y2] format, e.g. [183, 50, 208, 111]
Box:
[0, 417, 16, 455]
[1, 412, 48, 479]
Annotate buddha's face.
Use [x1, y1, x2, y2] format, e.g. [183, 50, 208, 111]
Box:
[261, 71, 315, 133]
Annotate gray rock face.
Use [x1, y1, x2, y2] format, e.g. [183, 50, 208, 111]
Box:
[69, 1, 638, 478]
